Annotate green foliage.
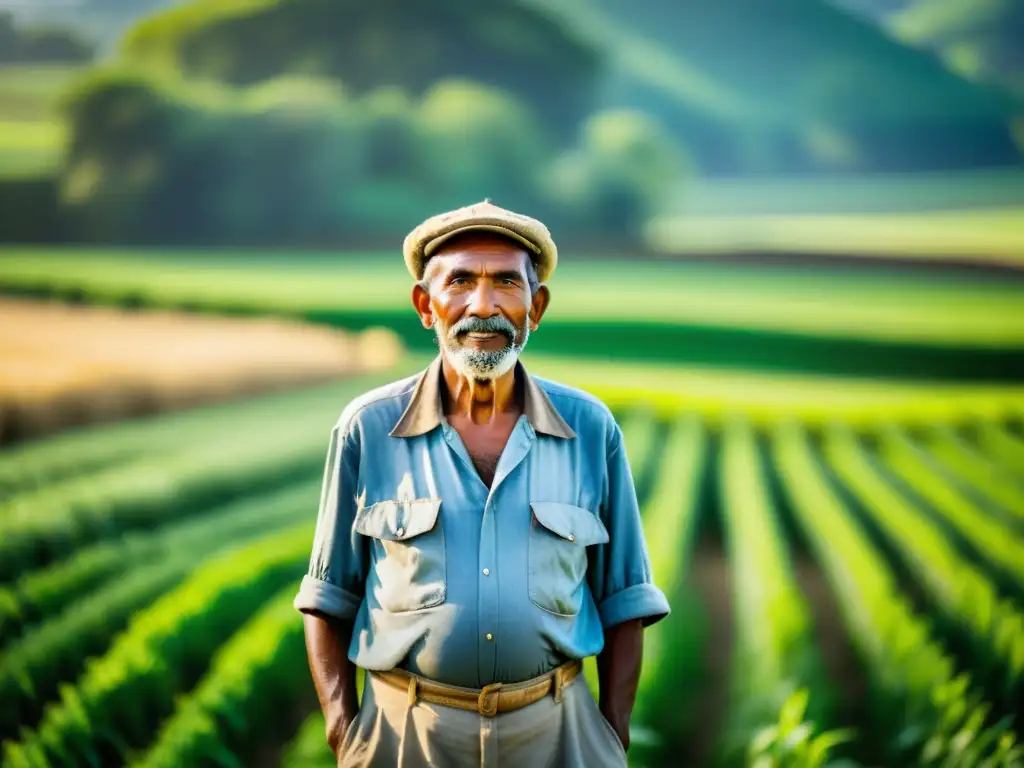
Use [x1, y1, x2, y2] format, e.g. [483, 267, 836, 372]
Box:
[413, 79, 551, 213]
[875, 425, 1024, 586]
[542, 109, 690, 235]
[1, 524, 312, 767]
[824, 425, 1024, 716]
[618, 407, 662, 498]
[718, 419, 840, 764]
[0, 411, 327, 580]
[0, 555, 190, 741]
[130, 587, 308, 768]
[569, 0, 1020, 173]
[0, 478, 320, 650]
[746, 689, 856, 768]
[52, 65, 668, 244]
[0, 65, 83, 123]
[280, 711, 337, 768]
[0, 12, 94, 66]
[118, 0, 602, 144]
[892, 0, 1024, 96]
[0, 174, 61, 243]
[0, 365, 384, 498]
[772, 423, 1022, 765]
[631, 416, 708, 756]
[973, 423, 1024, 477]
[2, 249, 1024, 383]
[922, 425, 1024, 526]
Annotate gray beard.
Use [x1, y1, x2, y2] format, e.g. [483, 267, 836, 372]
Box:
[436, 323, 529, 381]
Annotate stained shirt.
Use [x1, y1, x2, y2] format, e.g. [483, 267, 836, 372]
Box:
[293, 354, 670, 689]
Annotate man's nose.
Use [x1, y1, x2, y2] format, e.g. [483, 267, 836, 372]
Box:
[466, 280, 498, 317]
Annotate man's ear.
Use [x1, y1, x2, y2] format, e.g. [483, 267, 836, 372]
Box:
[412, 282, 434, 329]
[529, 285, 551, 331]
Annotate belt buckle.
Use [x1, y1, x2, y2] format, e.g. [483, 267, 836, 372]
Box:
[477, 682, 502, 716]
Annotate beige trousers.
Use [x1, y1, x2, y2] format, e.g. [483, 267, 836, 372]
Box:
[338, 669, 629, 768]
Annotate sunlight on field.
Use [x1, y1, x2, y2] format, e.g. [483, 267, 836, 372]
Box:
[522, 353, 1024, 426]
[0, 298, 402, 443]
[646, 207, 1024, 264]
[0, 120, 65, 175]
[0, 65, 81, 122]
[2, 249, 1023, 347]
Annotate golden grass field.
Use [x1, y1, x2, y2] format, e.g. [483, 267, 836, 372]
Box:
[0, 298, 402, 444]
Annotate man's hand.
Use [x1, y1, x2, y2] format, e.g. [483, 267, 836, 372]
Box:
[601, 704, 632, 751]
[597, 617, 644, 752]
[326, 699, 357, 755]
[331, 706, 357, 768]
[302, 612, 360, 760]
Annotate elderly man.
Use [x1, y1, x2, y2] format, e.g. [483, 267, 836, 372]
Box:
[294, 200, 670, 767]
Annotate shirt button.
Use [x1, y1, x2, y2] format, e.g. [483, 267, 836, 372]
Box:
[396, 527, 404, 537]
[482, 568, 490, 576]
[568, 534, 575, 542]
[485, 632, 494, 641]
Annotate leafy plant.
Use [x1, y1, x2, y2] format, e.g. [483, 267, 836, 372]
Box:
[771, 422, 1022, 765]
[2, 524, 312, 767]
[746, 688, 855, 768]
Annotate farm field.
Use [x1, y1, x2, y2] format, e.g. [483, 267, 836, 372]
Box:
[0, 297, 401, 444]
[2, 249, 1024, 383]
[646, 206, 1024, 265]
[0, 65, 77, 177]
[1, 350, 1022, 766]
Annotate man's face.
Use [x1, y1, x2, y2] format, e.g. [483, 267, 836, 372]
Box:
[412, 233, 550, 380]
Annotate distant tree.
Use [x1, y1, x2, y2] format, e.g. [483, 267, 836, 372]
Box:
[0, 11, 95, 64]
[57, 67, 682, 245]
[118, 0, 604, 144]
[891, 0, 1024, 98]
[541, 109, 691, 237]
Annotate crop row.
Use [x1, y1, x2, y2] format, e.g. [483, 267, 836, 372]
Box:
[825, 426, 1024, 718]
[773, 423, 1022, 766]
[0, 418, 326, 581]
[923, 425, 1024, 527]
[2, 524, 313, 767]
[0, 480, 319, 739]
[718, 419, 848, 765]
[129, 586, 309, 768]
[1, 401, 1021, 766]
[0, 478, 320, 649]
[628, 414, 707, 762]
[973, 423, 1024, 476]
[0, 372, 367, 500]
[876, 425, 1024, 588]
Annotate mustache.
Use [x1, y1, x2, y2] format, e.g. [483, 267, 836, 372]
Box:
[448, 315, 519, 341]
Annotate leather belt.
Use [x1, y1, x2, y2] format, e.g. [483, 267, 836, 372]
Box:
[370, 659, 583, 717]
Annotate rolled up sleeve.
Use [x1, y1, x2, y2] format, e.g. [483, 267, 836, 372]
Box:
[293, 416, 366, 621]
[589, 423, 670, 629]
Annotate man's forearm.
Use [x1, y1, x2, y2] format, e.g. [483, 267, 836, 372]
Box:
[597, 618, 644, 750]
[303, 611, 359, 755]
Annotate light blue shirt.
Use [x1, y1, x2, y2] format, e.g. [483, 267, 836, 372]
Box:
[294, 355, 670, 688]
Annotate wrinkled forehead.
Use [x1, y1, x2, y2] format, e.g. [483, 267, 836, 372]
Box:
[424, 233, 533, 279]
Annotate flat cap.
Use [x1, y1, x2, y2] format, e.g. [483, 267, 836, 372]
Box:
[403, 199, 558, 283]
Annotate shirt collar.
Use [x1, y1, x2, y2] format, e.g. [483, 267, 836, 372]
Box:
[389, 355, 576, 439]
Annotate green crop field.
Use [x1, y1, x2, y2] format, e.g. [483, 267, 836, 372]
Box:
[0, 351, 1022, 766]
[3, 248, 1024, 383]
[0, 120, 64, 177]
[0, 66, 77, 178]
[0, 66, 80, 123]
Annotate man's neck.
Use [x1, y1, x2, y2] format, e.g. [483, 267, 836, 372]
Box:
[440, 356, 521, 426]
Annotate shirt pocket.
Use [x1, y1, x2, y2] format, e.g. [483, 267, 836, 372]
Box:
[528, 501, 609, 617]
[353, 497, 446, 613]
